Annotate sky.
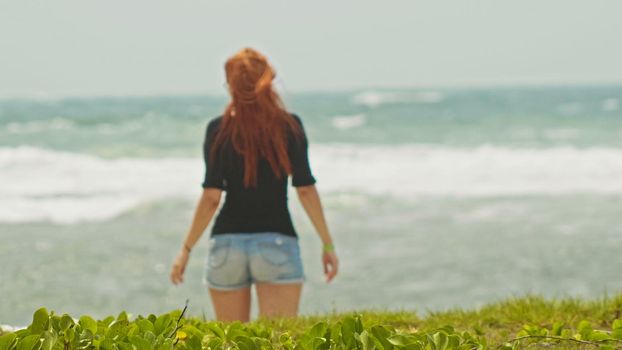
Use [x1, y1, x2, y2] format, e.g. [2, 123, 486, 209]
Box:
[1, 0, 621, 97]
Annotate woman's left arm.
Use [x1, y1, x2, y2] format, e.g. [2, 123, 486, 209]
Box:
[170, 188, 222, 285]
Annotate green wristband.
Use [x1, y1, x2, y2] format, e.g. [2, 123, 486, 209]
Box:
[323, 243, 335, 253]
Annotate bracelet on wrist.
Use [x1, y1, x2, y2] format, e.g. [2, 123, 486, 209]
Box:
[183, 244, 192, 253]
[322, 243, 335, 253]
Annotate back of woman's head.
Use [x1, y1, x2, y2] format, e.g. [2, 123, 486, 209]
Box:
[212, 47, 302, 188]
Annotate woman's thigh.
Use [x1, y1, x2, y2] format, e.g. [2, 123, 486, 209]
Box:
[255, 282, 302, 318]
[249, 233, 305, 318]
[209, 287, 252, 322]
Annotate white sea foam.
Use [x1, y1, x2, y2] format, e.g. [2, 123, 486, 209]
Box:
[351, 91, 402, 108]
[0, 147, 200, 224]
[351, 90, 444, 108]
[5, 118, 76, 134]
[4, 145, 622, 224]
[602, 98, 619, 112]
[331, 114, 366, 129]
[413, 91, 444, 103]
[312, 144, 622, 197]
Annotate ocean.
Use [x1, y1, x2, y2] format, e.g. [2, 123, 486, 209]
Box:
[2, 85, 622, 326]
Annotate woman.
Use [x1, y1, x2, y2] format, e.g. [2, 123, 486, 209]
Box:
[169, 47, 338, 322]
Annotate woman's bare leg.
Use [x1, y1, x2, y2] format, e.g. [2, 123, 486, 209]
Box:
[209, 287, 252, 322]
[255, 283, 302, 318]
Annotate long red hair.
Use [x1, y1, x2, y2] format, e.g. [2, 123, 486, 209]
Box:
[211, 47, 302, 188]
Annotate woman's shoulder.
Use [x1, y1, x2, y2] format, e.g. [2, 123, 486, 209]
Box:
[288, 113, 308, 134]
[205, 115, 225, 136]
[207, 115, 224, 129]
[289, 112, 302, 125]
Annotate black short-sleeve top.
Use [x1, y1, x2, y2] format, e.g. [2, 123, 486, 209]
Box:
[201, 113, 316, 237]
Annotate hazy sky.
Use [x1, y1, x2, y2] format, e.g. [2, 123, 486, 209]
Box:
[1, 0, 621, 97]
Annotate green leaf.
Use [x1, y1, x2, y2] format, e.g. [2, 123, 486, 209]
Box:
[180, 325, 203, 339]
[79, 316, 97, 334]
[322, 321, 340, 347]
[497, 343, 514, 350]
[308, 322, 328, 339]
[206, 323, 225, 340]
[39, 332, 55, 350]
[341, 317, 357, 347]
[155, 338, 172, 350]
[106, 320, 129, 340]
[30, 308, 49, 334]
[371, 325, 394, 350]
[433, 332, 449, 350]
[101, 316, 115, 327]
[588, 331, 610, 341]
[387, 334, 417, 346]
[0, 333, 17, 350]
[612, 319, 622, 331]
[16, 335, 40, 350]
[125, 323, 139, 338]
[11, 331, 29, 339]
[309, 337, 326, 350]
[116, 342, 133, 350]
[59, 315, 74, 331]
[225, 323, 248, 342]
[205, 338, 223, 349]
[472, 324, 484, 336]
[100, 337, 115, 350]
[129, 336, 153, 350]
[354, 315, 364, 333]
[147, 315, 157, 324]
[117, 312, 129, 322]
[578, 320, 593, 340]
[560, 329, 572, 338]
[143, 331, 156, 344]
[153, 315, 171, 336]
[136, 319, 155, 334]
[233, 335, 257, 350]
[186, 336, 202, 350]
[356, 330, 375, 350]
[436, 325, 454, 334]
[446, 334, 459, 349]
[63, 327, 76, 346]
[551, 322, 564, 336]
[403, 343, 423, 350]
[279, 332, 292, 343]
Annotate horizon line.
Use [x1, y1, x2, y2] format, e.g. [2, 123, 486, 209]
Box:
[1, 80, 621, 101]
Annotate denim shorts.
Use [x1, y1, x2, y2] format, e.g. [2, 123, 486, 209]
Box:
[203, 232, 305, 290]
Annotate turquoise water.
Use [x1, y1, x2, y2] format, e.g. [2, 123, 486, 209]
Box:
[2, 85, 622, 325]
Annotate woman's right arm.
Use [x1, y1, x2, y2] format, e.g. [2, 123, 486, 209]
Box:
[296, 184, 339, 282]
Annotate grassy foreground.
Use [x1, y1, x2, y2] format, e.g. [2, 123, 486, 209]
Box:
[2, 294, 622, 349]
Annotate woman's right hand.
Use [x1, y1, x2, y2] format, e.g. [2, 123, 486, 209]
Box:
[170, 249, 190, 285]
[322, 251, 339, 283]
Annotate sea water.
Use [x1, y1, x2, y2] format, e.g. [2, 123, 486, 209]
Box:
[1, 85, 622, 325]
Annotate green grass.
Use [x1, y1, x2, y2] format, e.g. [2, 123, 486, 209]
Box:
[2, 293, 622, 349]
[252, 293, 622, 346]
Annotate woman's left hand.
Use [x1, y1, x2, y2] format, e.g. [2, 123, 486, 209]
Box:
[170, 249, 190, 285]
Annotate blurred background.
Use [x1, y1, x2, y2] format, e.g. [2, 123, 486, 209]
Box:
[1, 1, 622, 326]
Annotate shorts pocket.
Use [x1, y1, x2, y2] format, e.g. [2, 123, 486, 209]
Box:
[257, 236, 295, 266]
[208, 237, 230, 269]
